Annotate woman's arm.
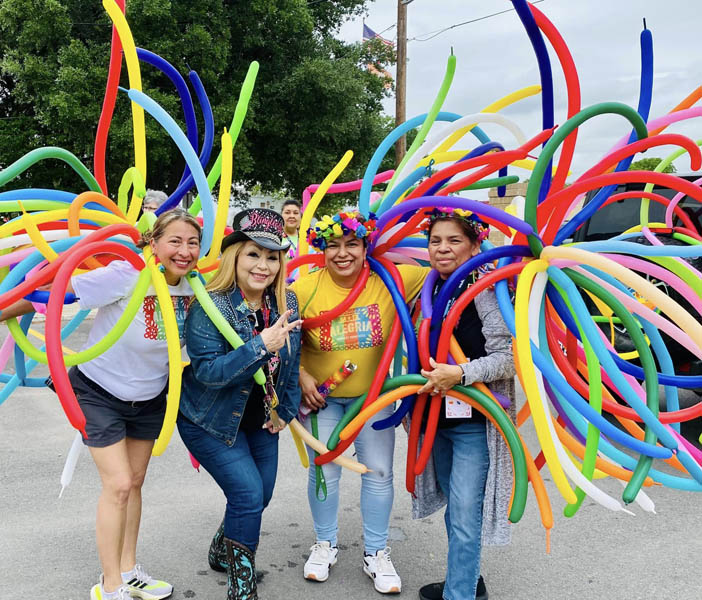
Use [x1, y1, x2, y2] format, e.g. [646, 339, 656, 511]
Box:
[185, 302, 273, 389]
[458, 288, 516, 386]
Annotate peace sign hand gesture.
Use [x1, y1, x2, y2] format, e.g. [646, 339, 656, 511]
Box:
[260, 309, 302, 353]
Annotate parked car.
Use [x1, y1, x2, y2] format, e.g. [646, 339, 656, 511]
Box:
[572, 174, 702, 391]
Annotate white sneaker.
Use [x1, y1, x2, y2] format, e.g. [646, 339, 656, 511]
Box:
[90, 575, 130, 600]
[363, 547, 402, 594]
[121, 564, 173, 599]
[303, 541, 339, 582]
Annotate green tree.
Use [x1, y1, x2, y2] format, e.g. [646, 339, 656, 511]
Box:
[0, 0, 396, 201]
[628, 157, 676, 173]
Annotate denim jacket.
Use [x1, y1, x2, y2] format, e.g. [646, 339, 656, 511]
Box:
[180, 287, 301, 446]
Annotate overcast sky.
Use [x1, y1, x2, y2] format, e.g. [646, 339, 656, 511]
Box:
[337, 0, 702, 180]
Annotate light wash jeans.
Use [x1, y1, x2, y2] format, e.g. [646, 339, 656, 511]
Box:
[432, 420, 489, 600]
[304, 396, 395, 554]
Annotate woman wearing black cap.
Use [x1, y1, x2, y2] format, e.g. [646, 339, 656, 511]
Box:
[178, 208, 302, 600]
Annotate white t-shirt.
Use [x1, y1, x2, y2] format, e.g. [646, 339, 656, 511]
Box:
[72, 260, 194, 402]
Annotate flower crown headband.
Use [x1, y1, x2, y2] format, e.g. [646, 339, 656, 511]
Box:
[421, 206, 490, 242]
[307, 211, 378, 250]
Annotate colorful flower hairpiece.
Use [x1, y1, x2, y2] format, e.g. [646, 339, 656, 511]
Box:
[307, 211, 378, 250]
[421, 206, 490, 242]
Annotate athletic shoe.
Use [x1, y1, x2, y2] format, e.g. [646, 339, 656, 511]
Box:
[90, 575, 130, 600]
[418, 575, 488, 600]
[303, 541, 339, 582]
[363, 548, 401, 594]
[121, 564, 173, 600]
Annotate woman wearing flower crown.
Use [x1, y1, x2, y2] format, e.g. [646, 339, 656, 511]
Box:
[290, 210, 427, 594]
[414, 208, 516, 600]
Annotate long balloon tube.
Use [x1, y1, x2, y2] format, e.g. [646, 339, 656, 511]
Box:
[395, 113, 525, 187]
[45, 241, 144, 436]
[649, 85, 702, 136]
[103, 0, 147, 183]
[547, 170, 702, 249]
[302, 170, 394, 212]
[512, 0, 554, 202]
[529, 4, 580, 194]
[432, 85, 541, 155]
[382, 54, 456, 196]
[146, 253, 185, 456]
[524, 102, 649, 255]
[125, 88, 215, 257]
[289, 419, 368, 474]
[135, 47, 199, 180]
[7, 266, 149, 367]
[189, 61, 259, 216]
[665, 176, 702, 227]
[367, 257, 419, 430]
[424, 142, 505, 199]
[562, 22, 653, 234]
[301, 263, 370, 330]
[358, 111, 467, 215]
[640, 141, 702, 227]
[0, 147, 102, 193]
[0, 224, 140, 309]
[93, 0, 125, 194]
[0, 309, 90, 407]
[199, 130, 233, 269]
[430, 245, 532, 352]
[158, 69, 217, 212]
[376, 166, 429, 216]
[495, 259, 672, 459]
[549, 133, 701, 244]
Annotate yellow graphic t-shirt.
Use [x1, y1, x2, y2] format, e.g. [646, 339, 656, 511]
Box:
[290, 264, 427, 397]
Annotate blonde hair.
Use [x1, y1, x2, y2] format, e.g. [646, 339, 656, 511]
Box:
[206, 240, 288, 314]
[137, 208, 202, 249]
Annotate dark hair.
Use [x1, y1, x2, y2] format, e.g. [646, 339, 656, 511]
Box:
[427, 215, 480, 244]
[282, 199, 301, 210]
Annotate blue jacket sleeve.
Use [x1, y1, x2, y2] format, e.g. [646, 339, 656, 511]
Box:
[184, 301, 272, 389]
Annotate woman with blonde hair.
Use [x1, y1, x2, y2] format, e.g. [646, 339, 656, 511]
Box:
[178, 208, 302, 600]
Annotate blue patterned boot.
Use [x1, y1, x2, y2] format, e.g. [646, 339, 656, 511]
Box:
[224, 538, 258, 600]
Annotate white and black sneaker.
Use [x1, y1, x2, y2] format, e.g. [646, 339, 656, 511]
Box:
[363, 547, 401, 594]
[121, 564, 173, 599]
[303, 541, 339, 582]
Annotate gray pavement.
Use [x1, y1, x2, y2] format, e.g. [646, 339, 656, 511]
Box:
[1, 319, 701, 600]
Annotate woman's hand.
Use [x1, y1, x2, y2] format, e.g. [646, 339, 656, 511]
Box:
[300, 368, 325, 411]
[260, 309, 302, 353]
[263, 417, 287, 434]
[418, 357, 463, 396]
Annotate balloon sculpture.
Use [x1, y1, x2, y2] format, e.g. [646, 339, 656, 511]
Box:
[2, 0, 702, 550]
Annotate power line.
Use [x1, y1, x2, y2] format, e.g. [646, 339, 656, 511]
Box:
[408, 0, 546, 43]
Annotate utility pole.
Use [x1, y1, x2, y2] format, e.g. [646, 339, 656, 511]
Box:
[395, 0, 412, 167]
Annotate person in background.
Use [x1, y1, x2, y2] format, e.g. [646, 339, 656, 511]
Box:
[1, 209, 203, 600]
[291, 211, 427, 595]
[178, 208, 302, 600]
[142, 190, 168, 214]
[281, 199, 301, 260]
[414, 207, 516, 600]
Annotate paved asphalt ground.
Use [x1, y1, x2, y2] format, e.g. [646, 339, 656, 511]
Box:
[1, 318, 701, 600]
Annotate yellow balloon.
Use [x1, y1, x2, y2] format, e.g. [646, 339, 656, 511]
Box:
[514, 259, 577, 504]
[199, 129, 233, 270]
[143, 246, 184, 456]
[288, 418, 368, 474]
[103, 0, 147, 186]
[297, 150, 353, 276]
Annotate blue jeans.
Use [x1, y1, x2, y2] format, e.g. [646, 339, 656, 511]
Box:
[177, 418, 279, 552]
[433, 421, 489, 600]
[304, 396, 395, 554]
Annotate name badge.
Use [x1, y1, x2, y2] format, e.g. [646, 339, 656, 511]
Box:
[445, 395, 472, 419]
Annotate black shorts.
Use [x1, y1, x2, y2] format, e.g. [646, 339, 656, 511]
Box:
[68, 367, 168, 448]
